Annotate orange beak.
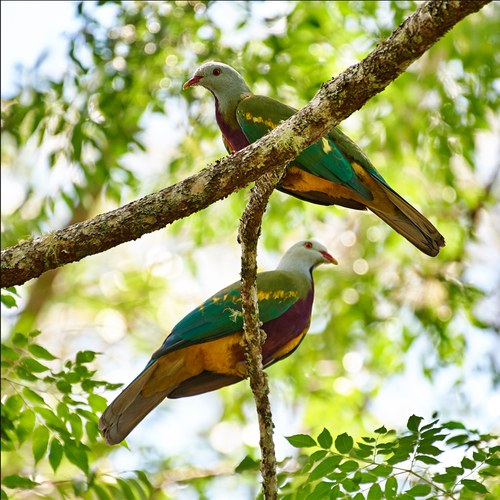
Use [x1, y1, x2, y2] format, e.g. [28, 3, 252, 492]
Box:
[321, 251, 338, 265]
[183, 75, 203, 90]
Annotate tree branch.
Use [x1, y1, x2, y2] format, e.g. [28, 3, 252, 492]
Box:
[238, 166, 288, 500]
[1, 0, 491, 289]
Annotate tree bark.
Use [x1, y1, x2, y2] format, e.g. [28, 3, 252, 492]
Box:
[0, 0, 491, 289]
[238, 166, 288, 500]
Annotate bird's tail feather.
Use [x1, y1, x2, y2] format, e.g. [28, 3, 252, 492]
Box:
[370, 181, 445, 257]
[98, 363, 168, 446]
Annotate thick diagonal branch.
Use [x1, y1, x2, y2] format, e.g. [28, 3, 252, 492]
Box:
[238, 165, 288, 500]
[1, 0, 491, 289]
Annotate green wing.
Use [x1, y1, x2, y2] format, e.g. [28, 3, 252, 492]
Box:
[236, 95, 390, 201]
[151, 271, 300, 359]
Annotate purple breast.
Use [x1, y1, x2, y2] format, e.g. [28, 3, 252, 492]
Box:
[261, 290, 314, 366]
[214, 96, 250, 152]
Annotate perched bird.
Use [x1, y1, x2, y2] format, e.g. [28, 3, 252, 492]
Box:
[99, 240, 336, 445]
[183, 62, 445, 257]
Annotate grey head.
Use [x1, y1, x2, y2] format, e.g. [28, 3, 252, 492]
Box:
[183, 62, 253, 119]
[277, 240, 337, 276]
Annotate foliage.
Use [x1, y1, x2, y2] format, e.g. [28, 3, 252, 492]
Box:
[3, 334, 499, 499]
[1, 1, 500, 499]
[273, 416, 500, 499]
[1, 330, 159, 499]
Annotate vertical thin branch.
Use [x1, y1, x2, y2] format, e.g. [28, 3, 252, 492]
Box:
[238, 164, 288, 500]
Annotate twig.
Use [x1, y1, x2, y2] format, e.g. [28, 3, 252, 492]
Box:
[238, 165, 288, 500]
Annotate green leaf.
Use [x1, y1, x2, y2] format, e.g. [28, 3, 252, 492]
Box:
[15, 366, 38, 381]
[16, 410, 36, 446]
[106, 485, 126, 500]
[305, 481, 331, 500]
[5, 394, 23, 413]
[64, 441, 89, 474]
[72, 477, 85, 497]
[116, 478, 136, 500]
[406, 484, 431, 496]
[416, 444, 442, 456]
[1, 344, 19, 361]
[57, 402, 70, 419]
[32, 425, 49, 464]
[27, 345, 57, 360]
[235, 455, 260, 473]
[415, 455, 439, 465]
[92, 484, 113, 500]
[21, 358, 50, 373]
[446, 434, 469, 446]
[134, 471, 154, 496]
[86, 421, 100, 443]
[317, 428, 332, 449]
[88, 394, 108, 413]
[446, 466, 463, 475]
[442, 421, 466, 430]
[407, 415, 423, 432]
[387, 453, 410, 465]
[76, 408, 99, 423]
[1, 474, 39, 490]
[338, 460, 359, 473]
[374, 426, 387, 434]
[49, 438, 63, 472]
[128, 478, 148, 500]
[28, 330, 42, 337]
[76, 350, 96, 364]
[1, 487, 8, 499]
[12, 333, 28, 348]
[385, 476, 398, 500]
[461, 479, 488, 494]
[367, 482, 382, 500]
[420, 419, 439, 431]
[285, 434, 317, 448]
[22, 387, 45, 405]
[1, 294, 17, 308]
[461, 457, 476, 469]
[432, 473, 456, 484]
[308, 455, 342, 482]
[56, 380, 72, 393]
[330, 485, 341, 499]
[64, 371, 80, 384]
[34, 407, 67, 433]
[360, 473, 377, 484]
[485, 457, 500, 466]
[341, 478, 359, 492]
[335, 433, 353, 454]
[68, 413, 83, 441]
[371, 465, 393, 477]
[309, 450, 328, 464]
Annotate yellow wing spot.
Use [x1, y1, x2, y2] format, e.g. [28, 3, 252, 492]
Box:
[245, 113, 277, 129]
[257, 290, 297, 301]
[322, 137, 332, 153]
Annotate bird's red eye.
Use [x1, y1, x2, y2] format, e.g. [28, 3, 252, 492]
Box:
[305, 242, 313, 249]
[213, 69, 221, 76]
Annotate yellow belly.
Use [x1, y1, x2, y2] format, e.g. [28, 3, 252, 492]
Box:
[142, 333, 246, 398]
[281, 165, 397, 215]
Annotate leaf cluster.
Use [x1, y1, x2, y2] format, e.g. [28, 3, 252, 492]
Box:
[237, 415, 500, 500]
[1, 330, 156, 500]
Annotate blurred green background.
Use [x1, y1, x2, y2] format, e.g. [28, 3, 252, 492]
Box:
[1, 2, 499, 499]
